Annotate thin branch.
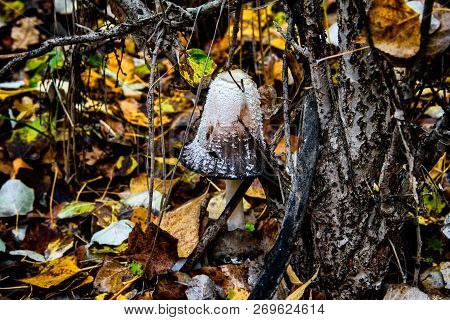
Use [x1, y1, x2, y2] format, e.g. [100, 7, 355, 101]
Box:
[0, 16, 158, 79]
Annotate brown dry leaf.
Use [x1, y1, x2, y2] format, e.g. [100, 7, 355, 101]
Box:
[368, 0, 421, 58]
[79, 145, 105, 166]
[153, 272, 190, 299]
[199, 264, 249, 296]
[11, 17, 42, 50]
[18, 255, 81, 288]
[130, 173, 180, 194]
[156, 191, 208, 257]
[426, 8, 450, 57]
[125, 223, 178, 279]
[93, 259, 134, 293]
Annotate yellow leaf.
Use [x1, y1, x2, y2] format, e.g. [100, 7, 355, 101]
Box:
[286, 265, 303, 286]
[115, 155, 138, 176]
[429, 153, 449, 183]
[228, 288, 250, 300]
[246, 179, 266, 199]
[0, 88, 37, 101]
[130, 174, 179, 194]
[19, 256, 81, 288]
[286, 268, 319, 300]
[156, 191, 208, 257]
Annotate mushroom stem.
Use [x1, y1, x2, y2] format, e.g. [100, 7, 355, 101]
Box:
[225, 179, 245, 231]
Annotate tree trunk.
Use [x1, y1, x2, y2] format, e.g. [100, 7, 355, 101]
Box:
[288, 0, 411, 298]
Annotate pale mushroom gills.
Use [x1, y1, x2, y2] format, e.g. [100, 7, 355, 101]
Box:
[181, 69, 265, 231]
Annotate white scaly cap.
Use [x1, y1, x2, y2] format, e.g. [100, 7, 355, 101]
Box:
[181, 69, 265, 179]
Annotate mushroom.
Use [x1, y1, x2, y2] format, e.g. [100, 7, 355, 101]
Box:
[181, 69, 265, 231]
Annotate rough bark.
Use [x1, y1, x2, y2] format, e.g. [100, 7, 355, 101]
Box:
[287, 0, 410, 298]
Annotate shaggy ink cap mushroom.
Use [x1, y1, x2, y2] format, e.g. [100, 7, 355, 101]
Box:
[181, 69, 265, 231]
[181, 69, 265, 180]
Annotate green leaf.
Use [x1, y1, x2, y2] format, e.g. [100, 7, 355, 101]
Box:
[422, 186, 446, 214]
[57, 202, 96, 219]
[179, 48, 216, 87]
[129, 260, 144, 276]
[26, 55, 49, 71]
[49, 49, 64, 70]
[245, 223, 255, 232]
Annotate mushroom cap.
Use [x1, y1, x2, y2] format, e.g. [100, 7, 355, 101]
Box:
[181, 69, 265, 179]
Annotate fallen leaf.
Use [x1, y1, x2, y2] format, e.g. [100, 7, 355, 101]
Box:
[227, 288, 250, 300]
[19, 255, 81, 288]
[0, 179, 34, 217]
[179, 48, 216, 87]
[57, 202, 96, 219]
[384, 284, 430, 300]
[121, 189, 163, 213]
[369, 0, 421, 58]
[11, 158, 32, 179]
[157, 191, 208, 257]
[91, 220, 134, 246]
[246, 179, 266, 199]
[11, 17, 41, 50]
[114, 155, 138, 177]
[9, 249, 45, 262]
[286, 268, 319, 300]
[5, 114, 53, 160]
[185, 275, 225, 300]
[130, 174, 180, 194]
[426, 8, 450, 57]
[153, 272, 190, 299]
[207, 191, 251, 220]
[44, 236, 74, 261]
[125, 223, 178, 279]
[94, 258, 134, 293]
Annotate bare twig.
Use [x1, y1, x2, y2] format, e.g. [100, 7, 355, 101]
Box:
[226, 0, 243, 68]
[0, 16, 159, 79]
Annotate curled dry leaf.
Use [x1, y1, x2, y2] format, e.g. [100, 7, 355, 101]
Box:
[368, 0, 421, 58]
